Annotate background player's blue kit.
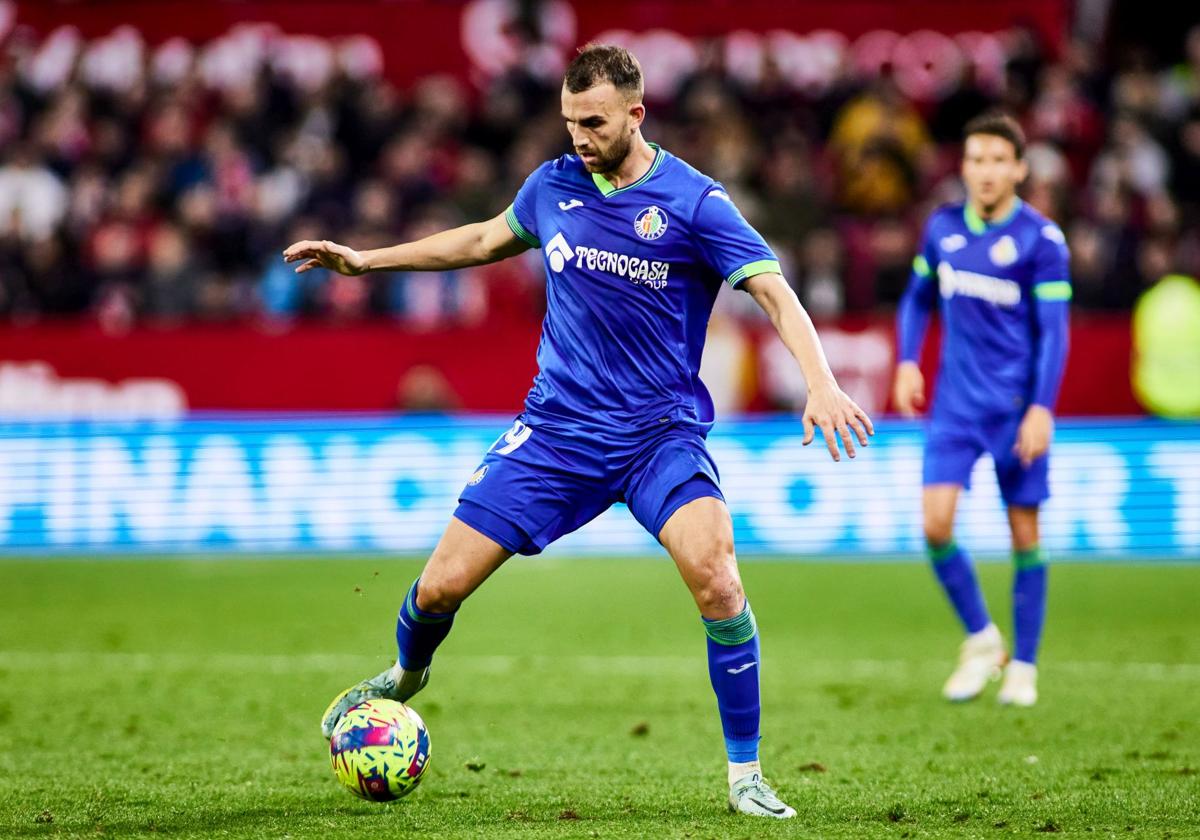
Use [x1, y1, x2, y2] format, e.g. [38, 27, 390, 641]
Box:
[897, 199, 1072, 504]
[458, 146, 782, 551]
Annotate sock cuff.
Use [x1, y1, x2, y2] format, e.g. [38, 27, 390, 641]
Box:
[402, 578, 456, 624]
[702, 601, 757, 646]
[1013, 546, 1045, 570]
[927, 540, 958, 563]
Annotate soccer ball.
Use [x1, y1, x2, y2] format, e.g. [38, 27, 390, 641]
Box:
[329, 699, 431, 801]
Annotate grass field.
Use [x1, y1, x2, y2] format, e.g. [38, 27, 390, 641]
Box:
[1, 556, 1198, 838]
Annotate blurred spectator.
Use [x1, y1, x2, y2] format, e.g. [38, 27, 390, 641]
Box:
[1090, 113, 1170, 198]
[1158, 26, 1200, 121]
[396, 364, 461, 413]
[381, 212, 486, 329]
[827, 75, 934, 216]
[0, 143, 67, 240]
[143, 223, 203, 320]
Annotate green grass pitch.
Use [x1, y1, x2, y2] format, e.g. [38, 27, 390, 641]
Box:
[1, 556, 1197, 838]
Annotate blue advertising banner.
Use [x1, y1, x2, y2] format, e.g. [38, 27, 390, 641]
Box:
[0, 417, 1196, 558]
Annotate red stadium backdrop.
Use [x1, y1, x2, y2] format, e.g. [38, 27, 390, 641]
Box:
[11, 0, 1069, 98]
[0, 318, 1138, 416]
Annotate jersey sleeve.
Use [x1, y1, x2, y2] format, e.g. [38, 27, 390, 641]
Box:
[896, 215, 941, 363]
[1029, 222, 1072, 408]
[504, 162, 551, 249]
[691, 185, 780, 289]
[1030, 222, 1071, 302]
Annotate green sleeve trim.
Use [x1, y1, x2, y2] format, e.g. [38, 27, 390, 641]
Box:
[726, 259, 782, 288]
[1033, 280, 1072, 301]
[913, 255, 931, 278]
[702, 603, 757, 646]
[504, 205, 540, 248]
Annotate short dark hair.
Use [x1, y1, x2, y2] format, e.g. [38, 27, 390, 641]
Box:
[963, 111, 1026, 159]
[563, 44, 643, 100]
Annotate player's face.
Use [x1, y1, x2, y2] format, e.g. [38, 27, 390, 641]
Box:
[961, 134, 1028, 213]
[561, 83, 642, 174]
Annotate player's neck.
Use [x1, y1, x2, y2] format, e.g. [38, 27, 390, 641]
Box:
[969, 192, 1020, 227]
[597, 135, 656, 190]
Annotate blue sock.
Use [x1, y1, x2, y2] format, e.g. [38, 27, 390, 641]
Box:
[1012, 547, 1048, 664]
[929, 541, 991, 634]
[702, 601, 761, 764]
[395, 578, 456, 670]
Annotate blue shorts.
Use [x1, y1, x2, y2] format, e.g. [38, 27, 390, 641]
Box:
[454, 418, 724, 556]
[923, 412, 1049, 507]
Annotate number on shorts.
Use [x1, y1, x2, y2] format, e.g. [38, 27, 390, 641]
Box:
[493, 420, 533, 455]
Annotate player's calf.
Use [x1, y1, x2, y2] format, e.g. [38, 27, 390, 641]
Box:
[321, 577, 455, 740]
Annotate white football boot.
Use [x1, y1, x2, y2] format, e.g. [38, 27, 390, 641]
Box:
[997, 660, 1038, 707]
[320, 662, 429, 738]
[728, 772, 797, 819]
[942, 623, 1007, 702]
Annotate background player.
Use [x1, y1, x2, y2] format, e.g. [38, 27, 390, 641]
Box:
[284, 45, 872, 818]
[893, 112, 1071, 707]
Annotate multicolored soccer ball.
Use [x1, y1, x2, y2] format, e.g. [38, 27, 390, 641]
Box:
[329, 699, 430, 801]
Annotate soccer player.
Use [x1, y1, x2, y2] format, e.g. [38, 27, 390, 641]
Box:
[285, 45, 872, 818]
[893, 112, 1070, 707]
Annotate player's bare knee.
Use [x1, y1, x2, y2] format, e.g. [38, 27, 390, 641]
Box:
[696, 578, 743, 619]
[691, 553, 743, 617]
[414, 573, 466, 613]
[923, 516, 954, 548]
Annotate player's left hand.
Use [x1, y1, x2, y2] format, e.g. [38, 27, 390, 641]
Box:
[802, 382, 874, 461]
[1014, 404, 1054, 467]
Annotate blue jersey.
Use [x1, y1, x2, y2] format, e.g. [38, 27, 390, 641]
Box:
[899, 200, 1072, 421]
[504, 145, 778, 439]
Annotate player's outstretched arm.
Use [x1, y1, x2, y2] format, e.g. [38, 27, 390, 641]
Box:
[742, 272, 874, 461]
[282, 211, 529, 275]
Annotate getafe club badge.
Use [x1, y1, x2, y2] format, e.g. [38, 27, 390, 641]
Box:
[634, 206, 668, 240]
[989, 235, 1018, 267]
[940, 234, 967, 253]
[467, 465, 488, 486]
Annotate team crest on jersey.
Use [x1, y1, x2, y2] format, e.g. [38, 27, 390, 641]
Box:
[634, 206, 668, 240]
[989, 235, 1019, 267]
[467, 465, 488, 486]
[940, 234, 967, 253]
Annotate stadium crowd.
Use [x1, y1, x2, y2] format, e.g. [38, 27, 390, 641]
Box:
[1, 21, 1199, 330]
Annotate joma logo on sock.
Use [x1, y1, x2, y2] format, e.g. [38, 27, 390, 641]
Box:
[726, 661, 757, 675]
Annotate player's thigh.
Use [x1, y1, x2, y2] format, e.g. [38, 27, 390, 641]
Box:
[622, 432, 722, 539]
[659, 495, 744, 620]
[457, 418, 611, 556]
[417, 517, 514, 612]
[991, 426, 1051, 514]
[922, 484, 962, 545]
[922, 419, 981, 542]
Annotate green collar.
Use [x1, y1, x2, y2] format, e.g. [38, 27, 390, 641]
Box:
[964, 198, 1022, 235]
[591, 143, 663, 197]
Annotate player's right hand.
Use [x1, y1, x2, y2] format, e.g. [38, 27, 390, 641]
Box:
[893, 361, 925, 417]
[282, 240, 367, 276]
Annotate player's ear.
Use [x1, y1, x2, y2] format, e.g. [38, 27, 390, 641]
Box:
[627, 100, 645, 130]
[1015, 158, 1029, 185]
